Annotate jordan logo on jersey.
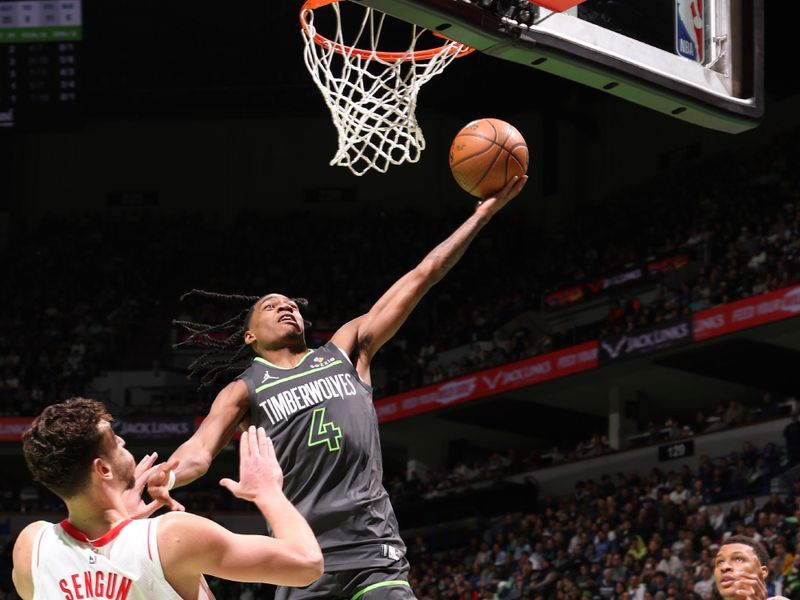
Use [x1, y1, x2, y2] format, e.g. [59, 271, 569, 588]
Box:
[261, 370, 279, 384]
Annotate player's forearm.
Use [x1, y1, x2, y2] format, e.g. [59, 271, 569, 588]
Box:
[420, 209, 491, 283]
[170, 441, 213, 487]
[254, 489, 323, 580]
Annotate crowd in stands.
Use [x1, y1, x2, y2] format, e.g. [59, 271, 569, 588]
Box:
[413, 127, 800, 388]
[1, 127, 799, 411]
[401, 458, 800, 600]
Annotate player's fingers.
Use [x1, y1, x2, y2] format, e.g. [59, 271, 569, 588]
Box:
[257, 428, 270, 457]
[507, 175, 527, 198]
[493, 176, 519, 200]
[135, 452, 157, 476]
[219, 478, 240, 495]
[136, 464, 162, 490]
[139, 499, 163, 519]
[249, 426, 262, 458]
[166, 496, 185, 512]
[146, 466, 168, 488]
[240, 426, 252, 459]
[152, 457, 181, 482]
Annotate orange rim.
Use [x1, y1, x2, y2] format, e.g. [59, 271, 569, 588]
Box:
[300, 0, 475, 62]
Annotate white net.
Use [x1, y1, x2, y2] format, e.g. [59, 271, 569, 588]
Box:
[301, 0, 472, 176]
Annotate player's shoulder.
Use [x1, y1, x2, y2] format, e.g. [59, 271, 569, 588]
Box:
[15, 520, 49, 550]
[12, 521, 50, 600]
[215, 378, 250, 402]
[157, 511, 215, 540]
[13, 521, 51, 570]
[156, 511, 223, 571]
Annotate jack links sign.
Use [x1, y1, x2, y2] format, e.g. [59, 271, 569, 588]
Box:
[111, 419, 194, 441]
[599, 317, 693, 364]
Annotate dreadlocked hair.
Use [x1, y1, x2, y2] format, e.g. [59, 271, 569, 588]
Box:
[173, 289, 311, 389]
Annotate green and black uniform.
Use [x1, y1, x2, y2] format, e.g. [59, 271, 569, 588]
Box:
[237, 341, 412, 600]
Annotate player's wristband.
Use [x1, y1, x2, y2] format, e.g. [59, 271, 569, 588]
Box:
[166, 470, 176, 491]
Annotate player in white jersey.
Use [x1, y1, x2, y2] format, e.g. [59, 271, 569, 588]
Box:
[12, 397, 323, 600]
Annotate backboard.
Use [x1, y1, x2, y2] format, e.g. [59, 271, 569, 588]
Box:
[345, 0, 763, 133]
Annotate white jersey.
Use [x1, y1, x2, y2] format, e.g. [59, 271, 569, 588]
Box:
[31, 516, 184, 600]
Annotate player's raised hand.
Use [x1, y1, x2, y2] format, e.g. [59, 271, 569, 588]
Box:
[122, 452, 165, 519]
[220, 426, 284, 503]
[476, 175, 528, 218]
[146, 457, 186, 512]
[731, 573, 768, 600]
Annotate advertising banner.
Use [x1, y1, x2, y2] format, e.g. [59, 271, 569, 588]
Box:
[599, 317, 693, 364]
[693, 285, 800, 341]
[374, 342, 598, 424]
[545, 254, 690, 309]
[111, 418, 195, 441]
[0, 417, 33, 442]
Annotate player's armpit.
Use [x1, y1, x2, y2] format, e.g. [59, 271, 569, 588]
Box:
[332, 268, 433, 379]
[330, 316, 365, 363]
[12, 521, 48, 600]
[157, 512, 322, 587]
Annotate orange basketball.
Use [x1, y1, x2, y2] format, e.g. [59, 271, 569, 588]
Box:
[449, 118, 528, 198]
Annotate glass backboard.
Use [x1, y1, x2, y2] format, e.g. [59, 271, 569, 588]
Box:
[345, 0, 763, 133]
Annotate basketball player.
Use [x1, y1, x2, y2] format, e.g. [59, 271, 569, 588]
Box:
[148, 175, 528, 600]
[714, 535, 789, 600]
[12, 397, 322, 600]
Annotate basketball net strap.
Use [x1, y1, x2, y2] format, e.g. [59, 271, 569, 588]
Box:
[301, 1, 473, 176]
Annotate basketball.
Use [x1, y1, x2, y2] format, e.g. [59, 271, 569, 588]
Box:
[448, 118, 529, 198]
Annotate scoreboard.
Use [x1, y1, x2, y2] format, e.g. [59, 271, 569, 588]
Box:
[0, 0, 81, 130]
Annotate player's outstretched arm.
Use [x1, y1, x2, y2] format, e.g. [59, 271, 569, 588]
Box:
[12, 521, 48, 600]
[148, 380, 249, 511]
[158, 427, 323, 587]
[331, 175, 527, 380]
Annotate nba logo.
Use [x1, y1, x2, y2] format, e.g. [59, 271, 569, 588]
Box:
[675, 0, 704, 63]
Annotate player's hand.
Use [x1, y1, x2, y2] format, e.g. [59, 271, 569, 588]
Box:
[146, 457, 186, 512]
[122, 452, 165, 519]
[476, 175, 528, 218]
[220, 426, 284, 503]
[730, 573, 767, 600]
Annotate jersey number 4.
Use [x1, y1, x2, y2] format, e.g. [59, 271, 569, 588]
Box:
[308, 407, 342, 452]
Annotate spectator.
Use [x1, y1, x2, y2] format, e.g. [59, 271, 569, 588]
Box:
[692, 565, 715, 599]
[783, 413, 800, 466]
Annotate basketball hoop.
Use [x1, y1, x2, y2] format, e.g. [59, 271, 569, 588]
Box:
[300, 0, 474, 176]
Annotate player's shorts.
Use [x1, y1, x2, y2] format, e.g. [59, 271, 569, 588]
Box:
[274, 559, 414, 600]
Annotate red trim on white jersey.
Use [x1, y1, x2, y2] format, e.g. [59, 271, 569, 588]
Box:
[35, 526, 44, 567]
[60, 519, 133, 548]
[146, 521, 153, 561]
